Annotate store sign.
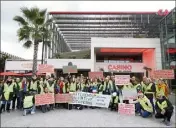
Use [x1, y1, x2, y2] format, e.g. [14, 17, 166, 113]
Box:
[95, 63, 145, 73]
[5, 60, 41, 71]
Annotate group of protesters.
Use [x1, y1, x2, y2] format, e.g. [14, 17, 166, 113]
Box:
[0, 73, 174, 126]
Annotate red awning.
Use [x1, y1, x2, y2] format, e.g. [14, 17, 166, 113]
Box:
[0, 72, 22, 76]
[23, 72, 45, 76]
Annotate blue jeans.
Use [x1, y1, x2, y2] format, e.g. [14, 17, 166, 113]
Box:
[23, 105, 35, 114]
[135, 103, 152, 118]
[2, 100, 11, 104]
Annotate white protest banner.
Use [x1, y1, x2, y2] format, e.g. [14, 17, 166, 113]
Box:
[71, 92, 94, 106]
[122, 89, 138, 100]
[71, 92, 111, 108]
[119, 103, 135, 116]
[92, 94, 111, 108]
[115, 75, 130, 85]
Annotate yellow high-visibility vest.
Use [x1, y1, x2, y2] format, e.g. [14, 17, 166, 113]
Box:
[23, 96, 33, 108]
[3, 83, 14, 100]
[156, 100, 168, 110]
[138, 96, 153, 113]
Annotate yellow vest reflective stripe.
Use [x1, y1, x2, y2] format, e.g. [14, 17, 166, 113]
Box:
[157, 100, 168, 110]
[23, 96, 33, 108]
[138, 96, 153, 113]
[70, 83, 76, 92]
[39, 84, 44, 94]
[30, 81, 38, 90]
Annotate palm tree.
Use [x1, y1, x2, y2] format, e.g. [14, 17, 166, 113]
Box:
[13, 7, 49, 74]
[0, 54, 9, 72]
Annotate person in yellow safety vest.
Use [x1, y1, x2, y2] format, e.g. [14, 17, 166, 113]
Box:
[141, 76, 147, 93]
[0, 77, 15, 113]
[23, 91, 35, 116]
[102, 77, 111, 95]
[131, 91, 153, 118]
[46, 77, 55, 110]
[155, 93, 174, 126]
[109, 77, 119, 111]
[98, 79, 104, 94]
[37, 80, 44, 94]
[123, 82, 133, 90]
[75, 78, 84, 110]
[77, 79, 85, 92]
[12, 78, 23, 110]
[131, 78, 143, 93]
[29, 75, 39, 94]
[40, 87, 51, 113]
[69, 78, 78, 110]
[156, 78, 169, 98]
[143, 78, 156, 114]
[69, 78, 77, 92]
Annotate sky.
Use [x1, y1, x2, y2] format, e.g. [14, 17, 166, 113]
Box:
[1, 1, 175, 59]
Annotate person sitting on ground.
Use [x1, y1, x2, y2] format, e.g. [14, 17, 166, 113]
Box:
[131, 91, 153, 118]
[23, 91, 35, 116]
[155, 93, 174, 126]
[41, 87, 51, 113]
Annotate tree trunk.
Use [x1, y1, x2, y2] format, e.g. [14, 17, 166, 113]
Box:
[32, 41, 39, 75]
[41, 39, 45, 64]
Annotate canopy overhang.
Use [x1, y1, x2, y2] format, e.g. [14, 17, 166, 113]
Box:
[49, 11, 166, 50]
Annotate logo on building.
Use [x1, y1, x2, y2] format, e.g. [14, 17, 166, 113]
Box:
[157, 9, 169, 16]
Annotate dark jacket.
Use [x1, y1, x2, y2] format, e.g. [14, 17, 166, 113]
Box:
[145, 83, 156, 99]
[155, 96, 174, 113]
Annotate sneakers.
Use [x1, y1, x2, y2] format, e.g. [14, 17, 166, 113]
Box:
[31, 111, 35, 115]
[165, 121, 171, 126]
[23, 110, 27, 116]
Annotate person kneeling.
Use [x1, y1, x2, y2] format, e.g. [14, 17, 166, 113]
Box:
[155, 93, 174, 126]
[23, 92, 35, 116]
[131, 92, 153, 118]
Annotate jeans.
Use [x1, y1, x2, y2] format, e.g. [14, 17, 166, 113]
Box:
[23, 105, 35, 115]
[135, 103, 152, 118]
[1, 100, 11, 111]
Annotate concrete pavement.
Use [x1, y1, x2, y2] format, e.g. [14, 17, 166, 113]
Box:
[1, 108, 175, 127]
